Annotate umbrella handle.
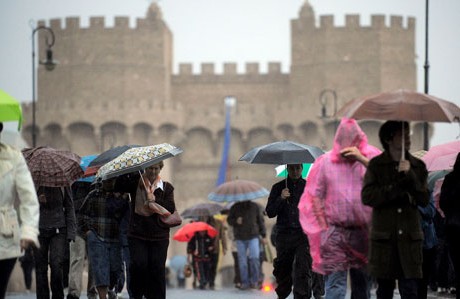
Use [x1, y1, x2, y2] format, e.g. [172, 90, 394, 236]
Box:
[401, 122, 405, 161]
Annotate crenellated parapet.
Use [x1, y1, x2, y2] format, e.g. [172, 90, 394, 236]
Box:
[173, 62, 288, 83]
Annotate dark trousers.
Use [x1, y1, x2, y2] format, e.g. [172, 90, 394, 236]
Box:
[208, 252, 218, 287]
[34, 228, 68, 299]
[376, 278, 418, 299]
[129, 237, 169, 299]
[417, 247, 437, 299]
[192, 257, 212, 289]
[0, 258, 17, 299]
[274, 230, 322, 299]
[447, 231, 460, 299]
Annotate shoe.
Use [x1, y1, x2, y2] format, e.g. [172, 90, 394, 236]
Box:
[239, 284, 250, 290]
[67, 294, 79, 299]
[108, 290, 117, 299]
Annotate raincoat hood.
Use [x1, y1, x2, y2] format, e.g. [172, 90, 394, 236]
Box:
[330, 118, 372, 163]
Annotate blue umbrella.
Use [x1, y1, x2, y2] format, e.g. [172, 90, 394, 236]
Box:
[78, 154, 97, 182]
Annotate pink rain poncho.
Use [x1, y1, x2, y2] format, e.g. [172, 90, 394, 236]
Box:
[298, 118, 381, 275]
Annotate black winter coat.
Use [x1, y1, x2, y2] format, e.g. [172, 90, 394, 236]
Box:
[362, 151, 429, 279]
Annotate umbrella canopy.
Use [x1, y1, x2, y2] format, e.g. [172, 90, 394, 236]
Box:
[77, 154, 97, 183]
[276, 163, 313, 179]
[173, 221, 218, 242]
[239, 140, 324, 165]
[181, 203, 223, 219]
[208, 179, 269, 202]
[96, 143, 183, 180]
[22, 146, 83, 187]
[83, 145, 141, 177]
[428, 169, 451, 192]
[0, 89, 22, 130]
[335, 89, 460, 122]
[422, 140, 460, 171]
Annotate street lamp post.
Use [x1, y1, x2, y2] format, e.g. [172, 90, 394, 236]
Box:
[31, 25, 57, 147]
[423, 0, 430, 150]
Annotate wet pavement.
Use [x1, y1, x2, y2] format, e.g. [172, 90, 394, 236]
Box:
[5, 287, 456, 299]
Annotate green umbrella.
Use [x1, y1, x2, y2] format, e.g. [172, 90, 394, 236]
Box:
[275, 163, 312, 179]
[0, 89, 22, 130]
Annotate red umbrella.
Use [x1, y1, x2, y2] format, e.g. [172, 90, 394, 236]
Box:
[172, 221, 218, 242]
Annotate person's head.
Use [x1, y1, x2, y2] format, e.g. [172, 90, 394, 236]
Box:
[378, 120, 410, 152]
[102, 178, 116, 191]
[144, 161, 164, 179]
[287, 164, 303, 180]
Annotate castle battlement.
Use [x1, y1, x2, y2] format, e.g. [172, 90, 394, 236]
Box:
[315, 14, 415, 30]
[176, 62, 285, 76]
[39, 2, 164, 32]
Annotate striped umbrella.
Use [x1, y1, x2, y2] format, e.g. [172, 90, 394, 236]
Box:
[208, 179, 269, 202]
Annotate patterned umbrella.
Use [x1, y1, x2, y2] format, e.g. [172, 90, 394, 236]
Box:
[83, 145, 141, 177]
[22, 146, 83, 187]
[181, 203, 224, 219]
[96, 143, 183, 180]
[208, 179, 269, 202]
[173, 221, 218, 242]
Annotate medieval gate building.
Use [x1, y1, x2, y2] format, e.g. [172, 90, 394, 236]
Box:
[19, 1, 425, 285]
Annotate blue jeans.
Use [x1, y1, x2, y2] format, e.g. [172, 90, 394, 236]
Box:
[236, 238, 260, 288]
[325, 268, 370, 299]
[87, 231, 122, 288]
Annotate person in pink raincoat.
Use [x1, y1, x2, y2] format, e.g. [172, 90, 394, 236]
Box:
[298, 118, 381, 299]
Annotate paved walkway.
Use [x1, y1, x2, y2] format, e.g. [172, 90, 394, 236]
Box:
[5, 287, 456, 299]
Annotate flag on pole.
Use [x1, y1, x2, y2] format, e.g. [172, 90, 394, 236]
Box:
[216, 97, 235, 186]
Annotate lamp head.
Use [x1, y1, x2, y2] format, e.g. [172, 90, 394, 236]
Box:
[40, 48, 58, 71]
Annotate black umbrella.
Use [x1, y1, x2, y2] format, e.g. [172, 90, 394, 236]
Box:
[83, 144, 141, 177]
[239, 140, 324, 165]
[180, 203, 223, 219]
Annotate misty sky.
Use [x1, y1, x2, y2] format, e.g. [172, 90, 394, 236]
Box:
[0, 0, 459, 147]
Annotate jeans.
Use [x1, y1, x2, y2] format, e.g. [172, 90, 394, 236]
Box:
[236, 238, 260, 288]
[68, 235, 97, 298]
[325, 268, 369, 299]
[34, 228, 68, 299]
[86, 231, 122, 288]
[376, 278, 418, 299]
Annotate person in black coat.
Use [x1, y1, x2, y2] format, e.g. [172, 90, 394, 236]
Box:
[440, 152, 460, 298]
[266, 164, 324, 299]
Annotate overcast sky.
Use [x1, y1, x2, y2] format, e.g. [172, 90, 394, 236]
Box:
[0, 0, 459, 147]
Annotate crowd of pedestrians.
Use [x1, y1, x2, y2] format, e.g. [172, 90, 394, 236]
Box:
[1, 119, 459, 299]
